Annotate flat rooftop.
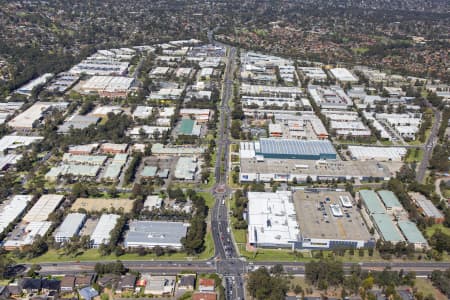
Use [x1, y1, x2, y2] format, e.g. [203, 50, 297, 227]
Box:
[293, 190, 372, 241]
[240, 158, 400, 179]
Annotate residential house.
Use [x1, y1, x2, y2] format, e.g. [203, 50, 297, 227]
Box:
[198, 278, 215, 292]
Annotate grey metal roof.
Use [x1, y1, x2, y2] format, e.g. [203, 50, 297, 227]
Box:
[125, 221, 188, 248]
[54, 213, 86, 240]
[258, 139, 336, 156]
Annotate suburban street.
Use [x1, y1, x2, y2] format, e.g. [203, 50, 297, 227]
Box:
[416, 102, 441, 182]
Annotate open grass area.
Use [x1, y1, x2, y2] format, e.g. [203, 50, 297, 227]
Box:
[415, 278, 448, 300]
[425, 224, 450, 237]
[405, 148, 424, 163]
[198, 191, 215, 209]
[380, 140, 394, 146]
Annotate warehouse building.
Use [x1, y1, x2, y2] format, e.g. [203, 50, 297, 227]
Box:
[9, 102, 68, 130]
[248, 191, 300, 249]
[91, 214, 120, 248]
[68, 144, 99, 155]
[179, 109, 211, 123]
[239, 158, 395, 183]
[3, 221, 52, 250]
[23, 194, 64, 222]
[144, 195, 163, 210]
[178, 119, 201, 136]
[124, 220, 189, 249]
[69, 57, 129, 76]
[240, 139, 337, 160]
[45, 164, 101, 181]
[16, 73, 53, 96]
[133, 106, 153, 119]
[347, 146, 407, 162]
[397, 220, 428, 249]
[62, 153, 107, 165]
[58, 115, 100, 133]
[151, 143, 204, 156]
[298, 67, 328, 82]
[81, 76, 135, 98]
[0, 135, 43, 153]
[329, 68, 358, 83]
[408, 192, 444, 223]
[308, 85, 353, 110]
[371, 214, 405, 244]
[293, 190, 374, 249]
[100, 143, 128, 154]
[378, 190, 404, 216]
[174, 157, 198, 180]
[47, 72, 80, 93]
[359, 190, 386, 215]
[0, 195, 33, 234]
[240, 84, 302, 98]
[54, 213, 87, 243]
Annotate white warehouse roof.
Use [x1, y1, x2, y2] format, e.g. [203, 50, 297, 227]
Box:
[23, 194, 64, 222]
[348, 146, 407, 161]
[248, 191, 299, 248]
[91, 214, 120, 247]
[0, 195, 33, 233]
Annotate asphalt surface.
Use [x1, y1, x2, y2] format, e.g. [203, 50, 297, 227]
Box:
[416, 102, 441, 182]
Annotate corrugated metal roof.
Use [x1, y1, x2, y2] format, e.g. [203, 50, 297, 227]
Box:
[372, 214, 405, 243]
[378, 190, 402, 209]
[359, 190, 386, 214]
[258, 138, 336, 156]
[397, 220, 427, 244]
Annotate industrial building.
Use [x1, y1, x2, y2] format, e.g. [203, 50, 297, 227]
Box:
[359, 190, 426, 247]
[90, 105, 123, 118]
[178, 119, 201, 136]
[81, 76, 135, 98]
[100, 143, 128, 154]
[68, 144, 99, 155]
[144, 195, 163, 210]
[9, 102, 68, 130]
[298, 67, 328, 82]
[62, 153, 107, 165]
[347, 146, 407, 161]
[54, 213, 87, 243]
[124, 220, 189, 249]
[247, 191, 300, 249]
[174, 157, 198, 180]
[45, 164, 101, 181]
[16, 73, 53, 96]
[0, 102, 24, 124]
[23, 194, 64, 222]
[293, 190, 374, 249]
[329, 68, 358, 83]
[240, 139, 337, 160]
[359, 190, 386, 215]
[179, 109, 211, 123]
[397, 220, 428, 249]
[3, 221, 52, 250]
[58, 115, 100, 133]
[371, 214, 405, 244]
[142, 274, 176, 296]
[378, 190, 404, 216]
[133, 106, 153, 119]
[239, 158, 396, 183]
[90, 214, 120, 248]
[69, 56, 129, 76]
[151, 143, 204, 156]
[0, 135, 43, 153]
[240, 84, 302, 98]
[308, 85, 353, 110]
[46, 72, 80, 93]
[408, 192, 444, 223]
[0, 195, 33, 234]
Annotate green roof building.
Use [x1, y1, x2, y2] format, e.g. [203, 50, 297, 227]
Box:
[397, 220, 428, 248]
[359, 190, 386, 215]
[371, 214, 405, 243]
[378, 190, 403, 211]
[141, 166, 158, 177]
